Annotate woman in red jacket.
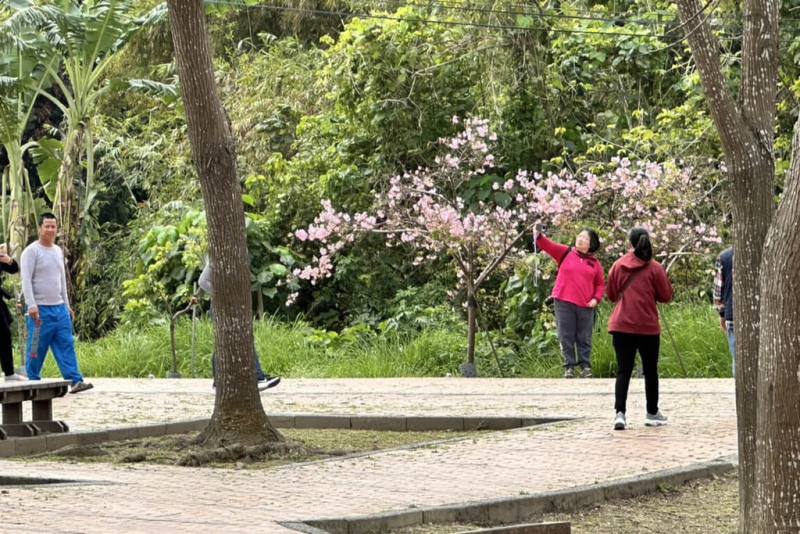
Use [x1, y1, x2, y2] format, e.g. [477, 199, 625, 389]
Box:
[535, 227, 605, 378]
[607, 228, 673, 430]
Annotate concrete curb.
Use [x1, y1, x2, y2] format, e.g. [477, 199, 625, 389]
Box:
[0, 414, 566, 458]
[292, 456, 737, 534]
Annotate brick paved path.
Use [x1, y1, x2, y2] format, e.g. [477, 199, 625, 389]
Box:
[0, 378, 736, 533]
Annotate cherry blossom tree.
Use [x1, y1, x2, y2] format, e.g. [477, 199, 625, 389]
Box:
[292, 118, 719, 374]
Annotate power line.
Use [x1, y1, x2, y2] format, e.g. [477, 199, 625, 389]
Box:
[204, 0, 672, 38]
[212, 0, 800, 28]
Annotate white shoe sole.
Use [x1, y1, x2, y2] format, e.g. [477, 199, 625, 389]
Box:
[644, 420, 667, 427]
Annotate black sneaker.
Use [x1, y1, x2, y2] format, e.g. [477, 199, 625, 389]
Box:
[70, 381, 94, 394]
[258, 375, 281, 391]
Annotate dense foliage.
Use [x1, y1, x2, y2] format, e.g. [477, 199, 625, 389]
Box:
[4, 0, 796, 371]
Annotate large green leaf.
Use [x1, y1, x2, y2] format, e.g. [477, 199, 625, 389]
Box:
[30, 138, 63, 202]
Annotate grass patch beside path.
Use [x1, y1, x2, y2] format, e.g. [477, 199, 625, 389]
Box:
[393, 471, 738, 533]
[28, 302, 731, 379]
[30, 429, 473, 469]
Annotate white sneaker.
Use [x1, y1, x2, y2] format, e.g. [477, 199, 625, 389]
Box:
[613, 411, 626, 430]
[5, 373, 28, 382]
[645, 410, 668, 427]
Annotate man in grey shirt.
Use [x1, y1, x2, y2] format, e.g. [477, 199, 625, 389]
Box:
[198, 259, 280, 391]
[21, 213, 93, 393]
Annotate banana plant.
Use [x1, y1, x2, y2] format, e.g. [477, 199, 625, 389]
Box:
[0, 2, 61, 258]
[2, 0, 167, 296]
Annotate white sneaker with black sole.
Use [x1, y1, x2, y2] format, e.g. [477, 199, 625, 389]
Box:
[645, 410, 668, 426]
[258, 375, 281, 392]
[614, 411, 626, 430]
[4, 373, 27, 382]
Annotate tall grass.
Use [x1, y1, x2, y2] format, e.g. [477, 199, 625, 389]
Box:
[514, 303, 732, 378]
[28, 303, 731, 379]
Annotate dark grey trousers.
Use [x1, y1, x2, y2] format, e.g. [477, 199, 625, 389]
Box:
[553, 299, 595, 369]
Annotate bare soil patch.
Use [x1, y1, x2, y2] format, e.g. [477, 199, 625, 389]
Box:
[30, 429, 473, 468]
[394, 471, 738, 533]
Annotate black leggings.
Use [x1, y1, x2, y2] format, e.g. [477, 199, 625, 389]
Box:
[0, 319, 15, 376]
[613, 332, 660, 415]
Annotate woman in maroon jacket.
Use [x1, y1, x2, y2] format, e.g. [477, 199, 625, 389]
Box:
[607, 228, 673, 430]
[536, 227, 605, 378]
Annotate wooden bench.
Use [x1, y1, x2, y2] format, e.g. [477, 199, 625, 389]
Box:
[0, 380, 71, 439]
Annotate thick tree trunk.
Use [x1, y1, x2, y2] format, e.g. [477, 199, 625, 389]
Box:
[729, 158, 774, 531]
[752, 118, 800, 533]
[673, 0, 778, 529]
[167, 0, 282, 446]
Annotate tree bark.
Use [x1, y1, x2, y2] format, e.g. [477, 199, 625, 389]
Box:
[753, 116, 800, 532]
[54, 124, 83, 304]
[466, 293, 477, 367]
[167, 0, 282, 446]
[673, 0, 778, 530]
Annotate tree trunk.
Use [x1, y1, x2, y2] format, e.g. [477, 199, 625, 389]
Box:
[729, 159, 774, 532]
[463, 293, 477, 376]
[673, 0, 778, 529]
[167, 0, 282, 446]
[54, 124, 83, 306]
[4, 143, 29, 257]
[752, 117, 800, 532]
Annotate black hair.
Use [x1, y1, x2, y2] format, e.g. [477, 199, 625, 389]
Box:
[38, 212, 57, 226]
[629, 227, 653, 261]
[582, 228, 601, 254]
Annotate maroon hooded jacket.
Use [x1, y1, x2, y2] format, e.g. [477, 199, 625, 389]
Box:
[607, 252, 674, 335]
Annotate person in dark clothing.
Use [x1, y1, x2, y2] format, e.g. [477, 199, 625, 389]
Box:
[0, 244, 25, 381]
[197, 259, 280, 391]
[607, 228, 673, 430]
[713, 247, 734, 376]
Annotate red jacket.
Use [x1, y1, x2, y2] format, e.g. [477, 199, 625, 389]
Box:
[536, 234, 605, 309]
[607, 252, 673, 335]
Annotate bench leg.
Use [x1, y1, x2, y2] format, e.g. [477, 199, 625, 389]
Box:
[0, 424, 38, 437]
[2, 402, 22, 425]
[30, 421, 69, 434]
[32, 399, 53, 422]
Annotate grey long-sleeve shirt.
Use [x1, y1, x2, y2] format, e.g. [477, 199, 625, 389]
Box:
[20, 241, 69, 310]
[198, 260, 213, 296]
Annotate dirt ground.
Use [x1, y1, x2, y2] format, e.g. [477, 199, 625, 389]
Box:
[394, 471, 739, 533]
[28, 428, 474, 468]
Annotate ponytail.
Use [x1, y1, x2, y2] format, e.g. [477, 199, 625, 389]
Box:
[629, 227, 653, 262]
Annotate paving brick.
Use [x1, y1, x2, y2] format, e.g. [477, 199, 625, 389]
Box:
[0, 377, 737, 533]
[350, 415, 406, 431]
[106, 427, 139, 441]
[485, 498, 521, 524]
[0, 439, 15, 457]
[347, 510, 423, 534]
[45, 432, 79, 451]
[165, 420, 200, 435]
[137, 423, 167, 438]
[294, 415, 351, 429]
[406, 416, 463, 431]
[463, 417, 522, 431]
[77, 431, 109, 445]
[268, 415, 295, 428]
[13, 436, 46, 455]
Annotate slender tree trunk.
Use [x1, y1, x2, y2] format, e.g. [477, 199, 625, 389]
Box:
[753, 117, 800, 532]
[4, 143, 29, 256]
[54, 124, 83, 304]
[467, 294, 477, 365]
[673, 0, 778, 529]
[167, 0, 281, 446]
